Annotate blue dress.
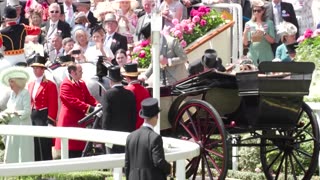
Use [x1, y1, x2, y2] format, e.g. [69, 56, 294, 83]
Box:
[275, 43, 292, 62]
[245, 20, 275, 66]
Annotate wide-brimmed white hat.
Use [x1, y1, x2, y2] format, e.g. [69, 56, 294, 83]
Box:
[0, 66, 29, 87]
[112, 0, 139, 11]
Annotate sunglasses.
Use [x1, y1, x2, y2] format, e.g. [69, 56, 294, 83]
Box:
[50, 10, 60, 14]
[253, 9, 263, 13]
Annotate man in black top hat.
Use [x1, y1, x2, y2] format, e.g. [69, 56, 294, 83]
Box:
[188, 49, 226, 76]
[27, 54, 58, 161]
[125, 98, 171, 180]
[0, 5, 41, 71]
[101, 66, 136, 154]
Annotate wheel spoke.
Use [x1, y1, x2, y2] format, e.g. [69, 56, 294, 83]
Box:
[205, 147, 224, 159]
[205, 150, 222, 174]
[289, 154, 298, 180]
[202, 153, 214, 179]
[294, 148, 313, 158]
[186, 108, 200, 139]
[275, 152, 286, 180]
[291, 150, 307, 173]
[179, 119, 198, 141]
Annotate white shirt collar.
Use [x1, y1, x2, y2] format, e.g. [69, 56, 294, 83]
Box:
[142, 122, 154, 130]
[36, 75, 44, 83]
[112, 84, 123, 88]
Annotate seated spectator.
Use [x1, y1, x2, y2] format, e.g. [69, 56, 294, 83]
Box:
[112, 0, 139, 44]
[85, 26, 114, 65]
[47, 33, 64, 63]
[75, 0, 98, 28]
[70, 44, 87, 63]
[275, 22, 298, 62]
[115, 49, 128, 67]
[62, 37, 75, 55]
[73, 28, 90, 53]
[71, 12, 90, 36]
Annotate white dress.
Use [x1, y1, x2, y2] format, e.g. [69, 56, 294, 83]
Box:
[3, 89, 34, 163]
[84, 45, 115, 65]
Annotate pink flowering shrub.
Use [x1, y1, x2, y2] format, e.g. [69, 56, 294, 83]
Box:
[131, 40, 152, 68]
[296, 29, 320, 69]
[169, 6, 226, 48]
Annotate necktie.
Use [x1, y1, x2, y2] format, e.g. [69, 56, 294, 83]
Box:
[274, 4, 281, 27]
[67, 6, 72, 24]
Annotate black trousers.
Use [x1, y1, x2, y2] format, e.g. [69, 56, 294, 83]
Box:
[31, 109, 53, 161]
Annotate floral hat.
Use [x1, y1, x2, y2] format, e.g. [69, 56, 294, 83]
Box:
[0, 66, 30, 87]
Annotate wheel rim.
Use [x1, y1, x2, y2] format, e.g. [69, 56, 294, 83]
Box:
[260, 102, 320, 180]
[174, 100, 228, 180]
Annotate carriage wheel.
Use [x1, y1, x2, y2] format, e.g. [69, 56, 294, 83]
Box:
[260, 102, 320, 180]
[173, 99, 229, 180]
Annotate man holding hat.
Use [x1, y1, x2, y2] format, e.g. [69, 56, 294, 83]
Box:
[27, 54, 58, 161]
[125, 98, 171, 180]
[123, 63, 150, 129]
[103, 13, 128, 65]
[101, 66, 136, 154]
[0, 5, 40, 72]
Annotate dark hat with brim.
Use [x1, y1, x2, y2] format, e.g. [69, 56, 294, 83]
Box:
[59, 55, 74, 63]
[122, 63, 140, 77]
[201, 49, 218, 68]
[4, 6, 17, 19]
[107, 66, 123, 82]
[30, 54, 47, 68]
[286, 42, 298, 54]
[139, 98, 160, 119]
[75, 0, 91, 6]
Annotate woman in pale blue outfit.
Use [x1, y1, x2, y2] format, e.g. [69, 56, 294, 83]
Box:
[0, 66, 34, 163]
[275, 22, 297, 62]
[243, 0, 275, 66]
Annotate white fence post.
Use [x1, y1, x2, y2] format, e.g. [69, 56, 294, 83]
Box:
[113, 167, 123, 180]
[61, 138, 69, 159]
[176, 160, 186, 180]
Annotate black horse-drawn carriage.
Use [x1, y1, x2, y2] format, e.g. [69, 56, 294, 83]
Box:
[81, 61, 318, 180]
[157, 61, 318, 180]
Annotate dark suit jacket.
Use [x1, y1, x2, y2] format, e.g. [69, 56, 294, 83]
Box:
[125, 126, 171, 180]
[44, 20, 71, 39]
[265, 2, 299, 38]
[109, 33, 128, 65]
[102, 85, 136, 132]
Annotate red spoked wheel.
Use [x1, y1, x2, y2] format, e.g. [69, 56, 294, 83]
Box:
[260, 102, 320, 180]
[173, 99, 229, 180]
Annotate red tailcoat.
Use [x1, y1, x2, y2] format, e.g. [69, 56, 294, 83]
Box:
[55, 77, 98, 151]
[28, 77, 58, 124]
[125, 82, 150, 129]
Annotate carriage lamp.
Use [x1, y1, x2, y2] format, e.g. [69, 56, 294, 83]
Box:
[96, 56, 109, 82]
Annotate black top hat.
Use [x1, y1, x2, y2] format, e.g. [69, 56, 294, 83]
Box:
[286, 42, 298, 54]
[4, 6, 17, 19]
[201, 49, 218, 68]
[107, 66, 123, 82]
[139, 98, 160, 119]
[30, 54, 47, 68]
[59, 4, 64, 14]
[58, 55, 74, 63]
[139, 22, 151, 40]
[122, 63, 140, 77]
[96, 56, 109, 78]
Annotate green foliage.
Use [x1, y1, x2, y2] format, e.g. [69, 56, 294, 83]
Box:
[237, 135, 261, 172]
[296, 34, 320, 70]
[131, 40, 152, 68]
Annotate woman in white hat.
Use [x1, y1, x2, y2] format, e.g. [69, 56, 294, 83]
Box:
[0, 66, 34, 163]
[275, 21, 297, 62]
[112, 0, 139, 44]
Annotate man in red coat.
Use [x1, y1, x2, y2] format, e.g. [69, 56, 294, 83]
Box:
[123, 63, 150, 129]
[55, 62, 100, 158]
[28, 54, 58, 161]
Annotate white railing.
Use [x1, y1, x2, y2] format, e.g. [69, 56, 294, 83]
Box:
[0, 125, 200, 179]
